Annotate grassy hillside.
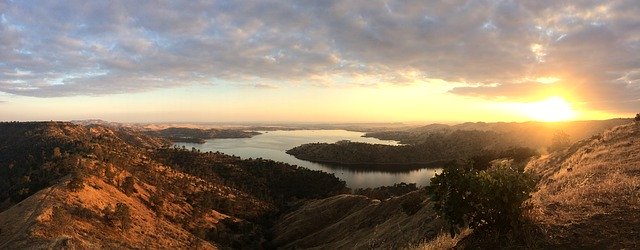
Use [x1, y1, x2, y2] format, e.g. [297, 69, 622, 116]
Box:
[272, 191, 445, 249]
[0, 122, 346, 248]
[525, 122, 640, 248]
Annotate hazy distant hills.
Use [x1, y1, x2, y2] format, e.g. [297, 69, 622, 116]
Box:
[367, 118, 632, 148]
[287, 119, 632, 169]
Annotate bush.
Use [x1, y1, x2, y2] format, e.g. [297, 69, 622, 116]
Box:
[121, 176, 136, 196]
[104, 203, 133, 230]
[428, 160, 538, 237]
[67, 169, 85, 192]
[114, 203, 132, 230]
[547, 130, 571, 153]
[635, 113, 640, 122]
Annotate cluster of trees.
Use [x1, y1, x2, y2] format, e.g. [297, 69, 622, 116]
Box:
[144, 127, 261, 143]
[287, 130, 538, 171]
[154, 148, 348, 208]
[0, 123, 96, 209]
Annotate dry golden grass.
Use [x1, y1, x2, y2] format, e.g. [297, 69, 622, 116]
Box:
[409, 228, 471, 250]
[272, 192, 446, 249]
[525, 122, 640, 248]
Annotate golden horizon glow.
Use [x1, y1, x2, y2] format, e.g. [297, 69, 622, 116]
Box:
[519, 96, 577, 122]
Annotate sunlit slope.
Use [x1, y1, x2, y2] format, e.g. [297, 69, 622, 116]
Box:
[526, 122, 640, 248]
[0, 175, 215, 249]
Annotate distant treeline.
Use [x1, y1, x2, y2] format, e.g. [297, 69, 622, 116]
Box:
[144, 127, 261, 143]
[287, 130, 536, 170]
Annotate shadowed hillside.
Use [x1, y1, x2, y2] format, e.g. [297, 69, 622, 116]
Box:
[272, 191, 445, 249]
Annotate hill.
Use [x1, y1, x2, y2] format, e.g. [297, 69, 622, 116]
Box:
[272, 191, 445, 249]
[286, 130, 536, 170]
[367, 118, 631, 148]
[524, 122, 640, 248]
[280, 121, 640, 249]
[0, 122, 346, 248]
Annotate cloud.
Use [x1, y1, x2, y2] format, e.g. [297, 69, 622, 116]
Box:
[0, 0, 638, 113]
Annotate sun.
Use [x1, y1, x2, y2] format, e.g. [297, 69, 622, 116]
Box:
[521, 96, 577, 122]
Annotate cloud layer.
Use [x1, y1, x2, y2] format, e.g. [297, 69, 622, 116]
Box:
[0, 0, 638, 112]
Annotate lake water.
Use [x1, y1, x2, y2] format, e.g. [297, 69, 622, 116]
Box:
[175, 130, 441, 189]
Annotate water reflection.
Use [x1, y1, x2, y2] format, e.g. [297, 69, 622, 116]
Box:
[176, 130, 441, 189]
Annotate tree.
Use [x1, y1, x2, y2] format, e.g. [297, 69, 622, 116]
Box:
[104, 166, 116, 185]
[428, 160, 538, 237]
[547, 130, 571, 153]
[67, 169, 85, 192]
[114, 203, 132, 230]
[635, 113, 640, 122]
[104, 203, 133, 230]
[121, 176, 135, 196]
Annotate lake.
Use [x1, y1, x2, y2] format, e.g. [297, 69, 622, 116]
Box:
[175, 130, 441, 189]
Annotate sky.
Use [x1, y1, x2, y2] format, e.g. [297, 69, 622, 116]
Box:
[0, 0, 638, 123]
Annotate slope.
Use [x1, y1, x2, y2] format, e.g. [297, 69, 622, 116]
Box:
[526, 122, 640, 248]
[0, 122, 347, 248]
[272, 191, 445, 249]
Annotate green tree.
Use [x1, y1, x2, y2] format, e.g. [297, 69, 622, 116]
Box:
[428, 160, 538, 237]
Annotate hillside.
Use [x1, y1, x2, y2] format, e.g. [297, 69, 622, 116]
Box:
[525, 122, 640, 248]
[0, 122, 347, 248]
[281, 121, 640, 249]
[272, 191, 445, 249]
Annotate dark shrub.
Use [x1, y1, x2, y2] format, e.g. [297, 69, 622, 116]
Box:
[428, 160, 538, 237]
[121, 176, 136, 196]
[401, 193, 424, 215]
[67, 169, 85, 192]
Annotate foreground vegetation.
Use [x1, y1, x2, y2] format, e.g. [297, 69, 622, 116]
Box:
[429, 160, 538, 242]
